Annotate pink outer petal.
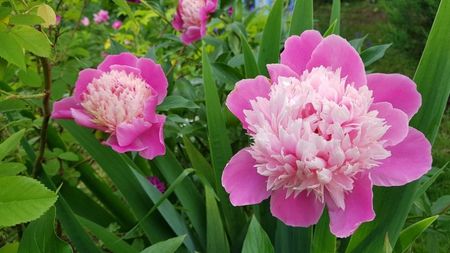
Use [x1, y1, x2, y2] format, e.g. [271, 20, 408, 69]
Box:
[74, 69, 103, 101]
[307, 35, 366, 87]
[105, 135, 147, 153]
[267, 64, 300, 83]
[138, 115, 166, 159]
[136, 58, 168, 104]
[327, 173, 375, 238]
[144, 93, 159, 122]
[371, 102, 409, 146]
[98, 52, 138, 72]
[172, 7, 183, 31]
[367, 73, 421, 119]
[109, 65, 141, 76]
[225, 76, 271, 130]
[70, 108, 106, 131]
[270, 190, 324, 227]
[222, 148, 270, 206]
[280, 30, 323, 75]
[199, 0, 218, 36]
[115, 119, 152, 147]
[180, 26, 202, 45]
[370, 127, 432, 187]
[52, 97, 79, 119]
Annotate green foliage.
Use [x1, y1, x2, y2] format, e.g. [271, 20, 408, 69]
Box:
[140, 235, 186, 253]
[312, 212, 336, 253]
[394, 215, 438, 253]
[242, 216, 274, 253]
[290, 0, 314, 35]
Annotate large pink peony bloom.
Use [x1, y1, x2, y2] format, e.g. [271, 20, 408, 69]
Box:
[222, 30, 432, 238]
[172, 0, 218, 45]
[52, 53, 168, 160]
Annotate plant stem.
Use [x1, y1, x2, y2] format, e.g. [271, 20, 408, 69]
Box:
[33, 57, 52, 177]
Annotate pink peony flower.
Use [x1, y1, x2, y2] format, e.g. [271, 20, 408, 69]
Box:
[52, 53, 168, 159]
[222, 30, 432, 238]
[112, 20, 122, 30]
[94, 10, 109, 24]
[147, 176, 166, 193]
[81, 16, 90, 26]
[172, 0, 218, 45]
[227, 7, 233, 17]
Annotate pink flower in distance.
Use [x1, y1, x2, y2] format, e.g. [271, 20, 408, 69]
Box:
[56, 15, 61, 25]
[112, 20, 123, 30]
[222, 30, 432, 238]
[81, 16, 90, 26]
[94, 10, 109, 24]
[52, 53, 168, 159]
[172, 0, 218, 45]
[147, 176, 166, 193]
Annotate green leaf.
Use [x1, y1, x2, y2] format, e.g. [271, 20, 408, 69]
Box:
[394, 216, 438, 253]
[36, 4, 56, 27]
[360, 44, 392, 67]
[183, 136, 216, 189]
[0, 162, 27, 176]
[212, 63, 243, 84]
[323, 19, 338, 37]
[0, 7, 11, 20]
[0, 99, 28, 112]
[239, 33, 260, 78]
[349, 35, 368, 53]
[11, 25, 51, 58]
[158, 95, 199, 111]
[0, 129, 25, 161]
[18, 207, 72, 253]
[0, 32, 25, 69]
[58, 152, 79, 162]
[18, 69, 42, 87]
[431, 195, 450, 215]
[242, 216, 274, 253]
[140, 235, 186, 253]
[257, 0, 283, 76]
[0, 242, 18, 253]
[205, 186, 230, 253]
[329, 0, 341, 35]
[0, 176, 57, 227]
[312, 212, 336, 253]
[414, 164, 447, 199]
[79, 217, 139, 253]
[112, 0, 134, 18]
[290, 0, 313, 36]
[275, 222, 312, 253]
[346, 1, 450, 251]
[10, 14, 44, 25]
[384, 234, 393, 253]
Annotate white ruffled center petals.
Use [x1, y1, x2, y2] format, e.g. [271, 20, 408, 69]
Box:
[245, 67, 391, 210]
[180, 0, 205, 27]
[81, 70, 152, 133]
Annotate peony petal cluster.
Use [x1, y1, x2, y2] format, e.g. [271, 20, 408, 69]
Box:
[94, 9, 109, 24]
[52, 53, 168, 160]
[81, 16, 90, 26]
[112, 20, 123, 30]
[172, 0, 218, 45]
[222, 30, 432, 237]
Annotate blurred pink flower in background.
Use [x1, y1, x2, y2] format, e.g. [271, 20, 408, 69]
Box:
[94, 10, 109, 24]
[112, 20, 123, 30]
[52, 53, 168, 159]
[222, 30, 432, 238]
[227, 7, 233, 16]
[56, 15, 61, 25]
[172, 0, 218, 44]
[147, 176, 166, 193]
[81, 16, 90, 26]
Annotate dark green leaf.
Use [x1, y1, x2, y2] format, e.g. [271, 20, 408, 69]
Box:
[275, 222, 312, 253]
[431, 196, 450, 215]
[312, 212, 336, 253]
[323, 19, 338, 37]
[360, 44, 392, 67]
[140, 235, 186, 253]
[10, 14, 44, 25]
[290, 0, 313, 35]
[242, 216, 274, 253]
[11, 25, 51, 57]
[212, 63, 243, 85]
[158, 95, 199, 111]
[239, 33, 260, 78]
[0, 129, 25, 161]
[329, 0, 341, 34]
[415, 164, 447, 199]
[0, 7, 11, 19]
[394, 216, 438, 253]
[18, 69, 42, 87]
[183, 136, 216, 189]
[349, 35, 368, 53]
[0, 162, 26, 176]
[58, 152, 79, 162]
[205, 186, 230, 253]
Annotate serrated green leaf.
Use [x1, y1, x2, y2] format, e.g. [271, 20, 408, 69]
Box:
[0, 176, 57, 227]
[394, 216, 438, 253]
[58, 152, 79, 162]
[0, 32, 25, 69]
[158, 95, 199, 111]
[290, 0, 313, 35]
[312, 212, 336, 253]
[257, 0, 283, 76]
[18, 207, 72, 253]
[346, 1, 450, 251]
[360, 44, 392, 67]
[36, 4, 56, 27]
[0, 162, 26, 176]
[11, 25, 51, 57]
[140, 235, 186, 253]
[205, 186, 230, 253]
[329, 0, 341, 35]
[242, 216, 274, 253]
[112, 0, 134, 18]
[10, 14, 44, 25]
[0, 129, 25, 161]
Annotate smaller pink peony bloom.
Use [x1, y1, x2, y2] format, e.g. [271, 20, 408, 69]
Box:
[81, 16, 90, 26]
[52, 53, 168, 159]
[56, 15, 61, 25]
[94, 10, 109, 24]
[112, 20, 122, 30]
[222, 30, 432, 238]
[227, 7, 233, 17]
[147, 176, 166, 193]
[172, 0, 218, 45]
